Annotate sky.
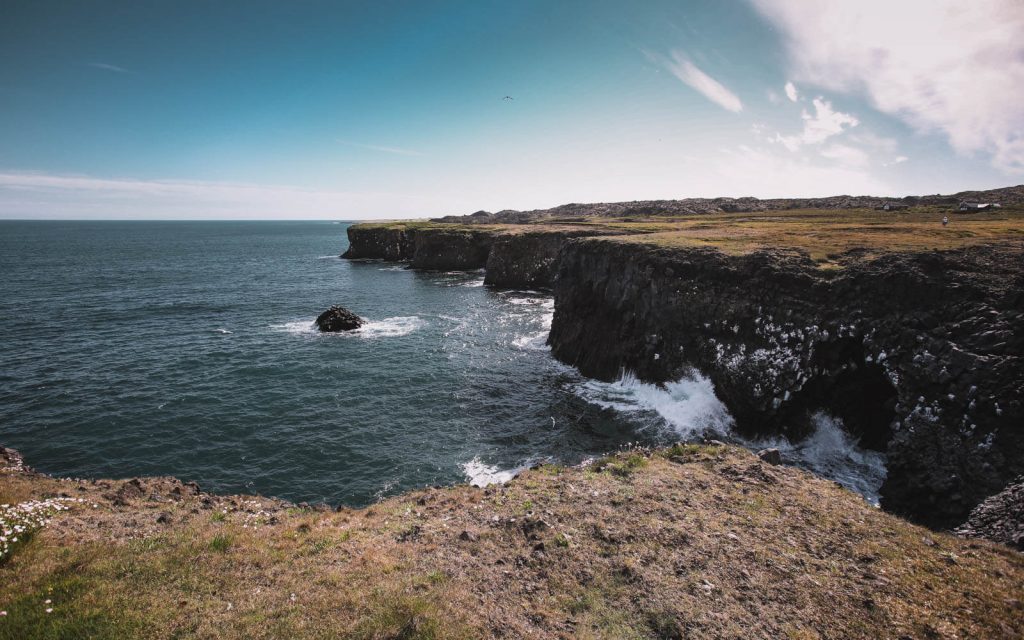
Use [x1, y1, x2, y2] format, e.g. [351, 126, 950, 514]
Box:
[1, 0, 1022, 219]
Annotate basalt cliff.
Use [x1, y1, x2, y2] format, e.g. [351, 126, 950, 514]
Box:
[344, 190, 1024, 530]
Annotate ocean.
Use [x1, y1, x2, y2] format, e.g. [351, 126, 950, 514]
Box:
[0, 221, 885, 505]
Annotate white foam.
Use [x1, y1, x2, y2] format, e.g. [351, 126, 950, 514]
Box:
[513, 330, 550, 351]
[573, 372, 886, 502]
[215, 328, 232, 334]
[272, 316, 424, 339]
[358, 316, 423, 338]
[755, 412, 887, 504]
[377, 265, 407, 271]
[316, 255, 340, 259]
[459, 278, 485, 287]
[575, 371, 734, 440]
[273, 320, 316, 335]
[462, 457, 522, 487]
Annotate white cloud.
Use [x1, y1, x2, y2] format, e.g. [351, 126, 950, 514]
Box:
[784, 81, 798, 102]
[338, 140, 423, 156]
[820, 143, 870, 169]
[86, 62, 131, 74]
[714, 145, 892, 197]
[0, 171, 441, 219]
[750, 0, 1024, 173]
[774, 97, 859, 150]
[662, 52, 743, 113]
[893, 156, 908, 164]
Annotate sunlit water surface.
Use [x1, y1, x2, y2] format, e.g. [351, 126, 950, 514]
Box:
[0, 221, 885, 505]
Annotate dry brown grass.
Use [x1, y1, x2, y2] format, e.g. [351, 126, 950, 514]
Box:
[2, 446, 1022, 639]
[361, 207, 1024, 266]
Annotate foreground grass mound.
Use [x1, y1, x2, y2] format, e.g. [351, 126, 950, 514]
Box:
[1, 445, 1022, 639]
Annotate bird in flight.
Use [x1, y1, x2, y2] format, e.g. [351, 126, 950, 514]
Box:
[503, 96, 514, 101]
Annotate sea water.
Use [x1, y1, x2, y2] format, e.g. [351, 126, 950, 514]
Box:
[0, 221, 885, 505]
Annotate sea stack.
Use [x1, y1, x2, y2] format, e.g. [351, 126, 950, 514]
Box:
[315, 305, 364, 332]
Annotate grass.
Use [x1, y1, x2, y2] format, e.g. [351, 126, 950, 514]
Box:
[1, 446, 1023, 639]
[208, 533, 232, 553]
[354, 206, 1024, 267]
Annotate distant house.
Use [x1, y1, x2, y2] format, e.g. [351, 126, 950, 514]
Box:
[879, 202, 909, 211]
[958, 202, 1002, 211]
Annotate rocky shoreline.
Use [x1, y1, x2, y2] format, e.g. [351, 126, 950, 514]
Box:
[343, 195, 1024, 530]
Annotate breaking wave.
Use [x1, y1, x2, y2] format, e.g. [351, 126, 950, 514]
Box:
[754, 412, 887, 504]
[573, 372, 886, 502]
[461, 457, 524, 487]
[575, 371, 734, 440]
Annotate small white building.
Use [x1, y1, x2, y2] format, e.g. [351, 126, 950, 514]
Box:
[958, 202, 1002, 211]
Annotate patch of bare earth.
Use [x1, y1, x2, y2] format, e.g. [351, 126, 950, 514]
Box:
[1, 445, 1022, 639]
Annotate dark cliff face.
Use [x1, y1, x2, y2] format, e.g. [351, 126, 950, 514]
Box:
[342, 226, 416, 260]
[483, 230, 626, 288]
[548, 238, 1024, 528]
[410, 229, 494, 271]
[484, 232, 564, 288]
[345, 225, 620, 287]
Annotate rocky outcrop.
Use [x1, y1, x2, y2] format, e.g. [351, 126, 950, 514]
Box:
[342, 225, 496, 271]
[410, 229, 494, 271]
[956, 477, 1024, 549]
[1, 445, 26, 472]
[548, 238, 1024, 528]
[484, 232, 565, 288]
[316, 306, 364, 332]
[483, 230, 628, 288]
[432, 185, 1024, 224]
[344, 224, 628, 287]
[341, 225, 416, 260]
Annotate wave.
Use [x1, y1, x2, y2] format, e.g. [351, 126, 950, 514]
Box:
[573, 372, 886, 502]
[753, 412, 887, 504]
[513, 330, 550, 351]
[272, 316, 424, 339]
[575, 371, 734, 440]
[273, 320, 316, 335]
[360, 316, 423, 338]
[461, 456, 524, 487]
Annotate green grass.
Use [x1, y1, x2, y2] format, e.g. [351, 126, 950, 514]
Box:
[208, 533, 232, 553]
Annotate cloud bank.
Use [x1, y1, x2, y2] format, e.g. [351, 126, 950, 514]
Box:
[750, 0, 1024, 173]
[0, 172, 438, 219]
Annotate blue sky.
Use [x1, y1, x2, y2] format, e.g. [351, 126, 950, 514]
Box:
[1, 0, 1022, 219]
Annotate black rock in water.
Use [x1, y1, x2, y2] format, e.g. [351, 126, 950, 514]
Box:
[315, 306, 364, 332]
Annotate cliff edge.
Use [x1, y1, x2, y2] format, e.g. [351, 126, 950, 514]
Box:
[2, 444, 1022, 639]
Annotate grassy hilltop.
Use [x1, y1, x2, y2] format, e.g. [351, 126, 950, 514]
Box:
[2, 445, 1022, 639]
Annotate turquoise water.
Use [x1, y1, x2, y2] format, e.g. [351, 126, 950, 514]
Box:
[0, 221, 885, 505]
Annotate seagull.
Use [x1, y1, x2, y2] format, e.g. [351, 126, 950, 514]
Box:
[503, 96, 514, 101]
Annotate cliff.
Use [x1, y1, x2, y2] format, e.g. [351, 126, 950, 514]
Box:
[548, 238, 1024, 529]
[2, 444, 1022, 639]
[344, 206, 1024, 529]
[343, 222, 626, 287]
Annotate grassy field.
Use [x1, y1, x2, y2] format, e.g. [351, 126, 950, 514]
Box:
[358, 207, 1024, 266]
[2, 445, 1022, 639]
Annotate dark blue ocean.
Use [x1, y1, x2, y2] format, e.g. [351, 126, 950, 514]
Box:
[0, 221, 885, 505]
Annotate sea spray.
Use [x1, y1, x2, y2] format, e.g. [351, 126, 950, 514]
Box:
[573, 371, 887, 502]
